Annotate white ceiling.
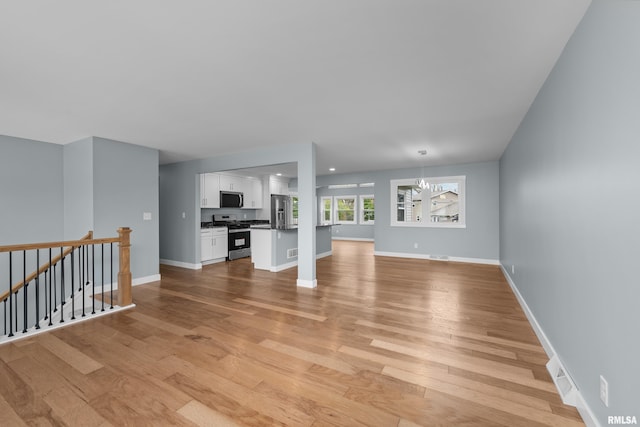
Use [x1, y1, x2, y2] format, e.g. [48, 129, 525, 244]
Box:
[0, 0, 590, 174]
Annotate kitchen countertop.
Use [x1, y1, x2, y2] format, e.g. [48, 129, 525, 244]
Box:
[250, 224, 333, 230]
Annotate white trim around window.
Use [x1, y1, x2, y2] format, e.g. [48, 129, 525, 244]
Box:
[390, 175, 466, 228]
[320, 196, 333, 225]
[359, 194, 375, 224]
[334, 195, 357, 224]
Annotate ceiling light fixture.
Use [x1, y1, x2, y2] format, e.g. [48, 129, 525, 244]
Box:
[329, 167, 336, 172]
[416, 150, 429, 190]
[276, 173, 282, 176]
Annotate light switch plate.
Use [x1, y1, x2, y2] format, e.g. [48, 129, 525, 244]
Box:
[143, 212, 152, 221]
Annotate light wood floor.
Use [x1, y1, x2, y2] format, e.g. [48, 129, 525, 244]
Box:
[0, 241, 583, 426]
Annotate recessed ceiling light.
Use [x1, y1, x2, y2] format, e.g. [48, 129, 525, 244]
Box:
[276, 173, 282, 176]
[329, 167, 336, 172]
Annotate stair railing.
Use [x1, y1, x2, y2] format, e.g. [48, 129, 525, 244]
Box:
[0, 227, 132, 340]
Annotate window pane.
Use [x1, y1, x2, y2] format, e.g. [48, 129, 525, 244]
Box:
[338, 211, 354, 221]
[429, 183, 459, 223]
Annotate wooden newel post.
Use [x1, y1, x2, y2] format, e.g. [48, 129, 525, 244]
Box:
[117, 227, 132, 306]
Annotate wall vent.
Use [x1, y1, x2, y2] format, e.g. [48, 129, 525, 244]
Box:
[547, 355, 577, 406]
[287, 248, 298, 259]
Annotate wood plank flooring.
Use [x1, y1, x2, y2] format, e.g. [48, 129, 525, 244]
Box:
[0, 241, 584, 426]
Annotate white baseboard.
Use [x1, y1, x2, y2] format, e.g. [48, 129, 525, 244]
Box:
[374, 251, 499, 266]
[160, 258, 202, 270]
[269, 251, 333, 272]
[332, 237, 374, 242]
[271, 261, 298, 272]
[499, 265, 599, 427]
[296, 278, 317, 288]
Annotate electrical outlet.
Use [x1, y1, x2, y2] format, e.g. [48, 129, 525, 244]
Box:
[512, 265, 515, 275]
[143, 212, 152, 221]
[181, 212, 186, 219]
[414, 242, 418, 249]
[600, 375, 609, 407]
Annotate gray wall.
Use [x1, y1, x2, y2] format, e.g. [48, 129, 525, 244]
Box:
[1, 135, 64, 244]
[499, 1, 639, 422]
[1, 135, 65, 330]
[92, 137, 159, 280]
[315, 161, 500, 261]
[1, 135, 159, 282]
[64, 137, 94, 239]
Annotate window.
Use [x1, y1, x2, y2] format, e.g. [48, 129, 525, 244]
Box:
[334, 195, 356, 224]
[291, 195, 299, 225]
[390, 176, 465, 228]
[359, 195, 375, 224]
[320, 196, 332, 225]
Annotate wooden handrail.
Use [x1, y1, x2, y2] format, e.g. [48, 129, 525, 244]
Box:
[0, 231, 94, 302]
[0, 232, 122, 253]
[0, 230, 133, 305]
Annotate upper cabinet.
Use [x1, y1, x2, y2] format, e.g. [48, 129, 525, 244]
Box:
[219, 174, 247, 193]
[243, 178, 263, 209]
[201, 172, 264, 209]
[269, 176, 290, 196]
[200, 173, 220, 208]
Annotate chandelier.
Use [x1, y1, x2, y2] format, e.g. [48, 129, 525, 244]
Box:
[415, 150, 429, 190]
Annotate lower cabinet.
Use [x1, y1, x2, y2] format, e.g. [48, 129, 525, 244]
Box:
[201, 228, 228, 262]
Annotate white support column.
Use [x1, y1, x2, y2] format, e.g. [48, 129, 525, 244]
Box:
[296, 142, 317, 288]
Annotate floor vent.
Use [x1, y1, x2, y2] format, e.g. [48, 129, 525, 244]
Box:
[547, 354, 577, 406]
[287, 248, 298, 258]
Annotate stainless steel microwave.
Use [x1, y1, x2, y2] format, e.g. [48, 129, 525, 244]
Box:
[220, 191, 243, 208]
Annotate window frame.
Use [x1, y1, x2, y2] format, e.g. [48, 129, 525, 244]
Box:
[359, 194, 375, 225]
[320, 196, 333, 225]
[390, 175, 466, 228]
[333, 195, 357, 225]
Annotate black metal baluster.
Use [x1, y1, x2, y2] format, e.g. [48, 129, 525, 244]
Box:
[44, 268, 49, 321]
[13, 292, 17, 335]
[71, 249, 75, 320]
[3, 299, 6, 336]
[79, 244, 84, 292]
[82, 245, 86, 317]
[92, 244, 95, 315]
[101, 244, 105, 312]
[53, 263, 57, 312]
[110, 243, 114, 309]
[59, 247, 64, 324]
[9, 252, 13, 337]
[22, 250, 27, 333]
[48, 248, 53, 326]
[35, 250, 40, 330]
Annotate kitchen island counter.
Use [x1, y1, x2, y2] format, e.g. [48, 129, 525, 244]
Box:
[251, 225, 332, 271]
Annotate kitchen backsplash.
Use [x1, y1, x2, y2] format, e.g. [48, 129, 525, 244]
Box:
[200, 208, 258, 223]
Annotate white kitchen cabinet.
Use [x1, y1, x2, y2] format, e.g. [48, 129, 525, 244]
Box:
[201, 229, 214, 261]
[201, 227, 228, 263]
[200, 173, 220, 208]
[242, 178, 263, 209]
[212, 227, 228, 260]
[269, 176, 289, 196]
[219, 174, 246, 193]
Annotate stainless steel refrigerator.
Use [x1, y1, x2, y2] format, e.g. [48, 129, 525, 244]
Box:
[271, 194, 292, 229]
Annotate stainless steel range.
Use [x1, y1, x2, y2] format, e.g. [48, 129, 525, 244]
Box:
[212, 214, 269, 260]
